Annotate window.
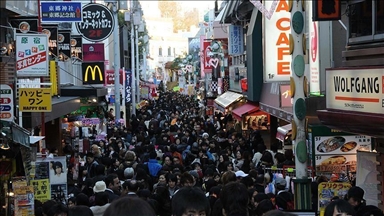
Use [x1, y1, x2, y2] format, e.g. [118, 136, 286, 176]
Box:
[349, 0, 384, 43]
[159, 47, 162, 56]
[168, 47, 171, 56]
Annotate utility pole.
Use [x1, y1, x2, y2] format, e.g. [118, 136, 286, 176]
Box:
[290, 0, 311, 209]
[112, 1, 121, 121]
[135, 25, 140, 102]
[129, 0, 136, 115]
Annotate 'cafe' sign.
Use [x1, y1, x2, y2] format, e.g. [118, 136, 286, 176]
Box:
[326, 68, 384, 115]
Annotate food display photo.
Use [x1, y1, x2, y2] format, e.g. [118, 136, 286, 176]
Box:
[314, 135, 371, 155]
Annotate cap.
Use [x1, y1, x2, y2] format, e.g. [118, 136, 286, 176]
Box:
[235, 170, 248, 178]
[348, 186, 364, 201]
[93, 181, 106, 193]
[275, 177, 287, 187]
[189, 170, 199, 179]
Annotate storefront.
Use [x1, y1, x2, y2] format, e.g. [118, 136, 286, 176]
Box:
[231, 102, 269, 131]
[213, 91, 244, 113]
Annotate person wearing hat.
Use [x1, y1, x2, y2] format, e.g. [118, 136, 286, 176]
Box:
[275, 177, 294, 210]
[347, 186, 366, 212]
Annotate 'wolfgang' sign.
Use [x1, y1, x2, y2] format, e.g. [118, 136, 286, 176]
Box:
[326, 68, 384, 114]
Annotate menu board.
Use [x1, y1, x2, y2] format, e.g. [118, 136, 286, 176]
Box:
[318, 182, 351, 215]
[315, 154, 357, 173]
[14, 186, 35, 216]
[314, 135, 371, 155]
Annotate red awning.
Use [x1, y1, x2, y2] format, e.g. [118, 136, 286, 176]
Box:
[232, 103, 259, 121]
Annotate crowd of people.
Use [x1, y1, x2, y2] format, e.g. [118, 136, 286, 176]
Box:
[35, 91, 384, 216]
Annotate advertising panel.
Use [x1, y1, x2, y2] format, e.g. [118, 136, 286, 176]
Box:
[308, 1, 320, 95]
[264, 0, 291, 82]
[356, 151, 380, 207]
[125, 70, 132, 103]
[41, 25, 58, 58]
[313, 135, 371, 155]
[315, 154, 357, 174]
[16, 34, 49, 76]
[279, 84, 292, 107]
[228, 25, 244, 55]
[58, 30, 71, 58]
[325, 68, 384, 114]
[318, 182, 351, 214]
[71, 35, 83, 59]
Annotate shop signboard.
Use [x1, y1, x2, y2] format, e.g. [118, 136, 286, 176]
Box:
[228, 25, 244, 55]
[0, 84, 14, 121]
[9, 17, 38, 34]
[16, 33, 49, 76]
[105, 69, 124, 85]
[315, 154, 357, 173]
[81, 118, 100, 126]
[75, 3, 115, 42]
[313, 135, 371, 155]
[82, 62, 105, 85]
[82, 43, 105, 62]
[263, 0, 291, 82]
[308, 2, 320, 95]
[125, 70, 132, 103]
[326, 68, 384, 115]
[19, 88, 52, 112]
[318, 182, 351, 215]
[41, 1, 82, 22]
[41, 25, 59, 58]
[13, 185, 35, 216]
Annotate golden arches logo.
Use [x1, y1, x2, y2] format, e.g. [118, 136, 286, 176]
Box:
[84, 65, 103, 82]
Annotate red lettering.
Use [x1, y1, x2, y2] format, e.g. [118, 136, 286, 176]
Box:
[277, 47, 290, 60]
[276, 0, 289, 12]
[276, 18, 290, 31]
[277, 62, 290, 75]
[89, 30, 103, 38]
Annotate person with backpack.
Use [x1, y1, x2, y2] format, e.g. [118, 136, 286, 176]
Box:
[275, 177, 294, 210]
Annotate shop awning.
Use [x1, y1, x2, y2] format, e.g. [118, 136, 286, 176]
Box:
[232, 103, 259, 121]
[317, 109, 384, 138]
[276, 124, 292, 142]
[214, 91, 244, 109]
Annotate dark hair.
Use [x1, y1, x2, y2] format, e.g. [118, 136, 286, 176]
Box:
[220, 182, 249, 215]
[68, 205, 94, 216]
[284, 149, 294, 161]
[264, 210, 296, 216]
[42, 200, 57, 215]
[324, 199, 356, 216]
[180, 172, 194, 186]
[47, 203, 68, 216]
[76, 193, 90, 206]
[94, 192, 109, 206]
[221, 171, 236, 185]
[105, 173, 118, 188]
[104, 197, 156, 216]
[275, 152, 285, 164]
[53, 161, 63, 174]
[172, 187, 210, 216]
[256, 199, 275, 216]
[166, 173, 178, 183]
[123, 179, 139, 192]
[356, 205, 384, 216]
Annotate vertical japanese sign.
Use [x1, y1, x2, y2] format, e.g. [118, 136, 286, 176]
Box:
[308, 1, 320, 95]
[203, 41, 212, 72]
[19, 88, 52, 112]
[58, 30, 71, 59]
[42, 25, 59, 57]
[0, 84, 14, 121]
[41, 1, 82, 22]
[264, 0, 291, 82]
[16, 34, 49, 76]
[125, 70, 132, 103]
[228, 25, 244, 55]
[30, 179, 51, 203]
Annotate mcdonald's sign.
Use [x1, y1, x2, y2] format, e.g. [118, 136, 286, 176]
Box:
[82, 62, 105, 84]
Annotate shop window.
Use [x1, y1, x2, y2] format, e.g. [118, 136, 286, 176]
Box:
[159, 47, 163, 56]
[349, 0, 384, 43]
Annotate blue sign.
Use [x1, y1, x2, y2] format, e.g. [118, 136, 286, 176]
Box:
[125, 70, 132, 103]
[0, 105, 11, 112]
[41, 2, 82, 22]
[228, 25, 244, 55]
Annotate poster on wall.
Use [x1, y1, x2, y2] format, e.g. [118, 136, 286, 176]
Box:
[318, 182, 351, 214]
[356, 151, 380, 207]
[263, 0, 291, 82]
[14, 185, 35, 216]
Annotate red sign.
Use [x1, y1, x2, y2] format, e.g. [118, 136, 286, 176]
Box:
[280, 84, 292, 108]
[203, 41, 212, 71]
[82, 43, 105, 62]
[0, 113, 12, 119]
[16, 52, 47, 70]
[0, 98, 11, 104]
[105, 69, 124, 85]
[313, 0, 341, 21]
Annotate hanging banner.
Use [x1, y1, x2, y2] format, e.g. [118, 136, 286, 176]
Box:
[58, 30, 71, 59]
[9, 17, 38, 34]
[125, 70, 132, 103]
[264, 0, 291, 82]
[70, 35, 83, 59]
[76, 3, 115, 42]
[42, 25, 59, 58]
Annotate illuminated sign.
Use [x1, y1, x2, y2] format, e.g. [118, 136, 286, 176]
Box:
[82, 62, 104, 84]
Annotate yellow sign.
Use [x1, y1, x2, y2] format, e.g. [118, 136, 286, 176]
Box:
[30, 179, 51, 203]
[318, 182, 351, 216]
[84, 65, 103, 82]
[19, 88, 52, 112]
[50, 60, 58, 96]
